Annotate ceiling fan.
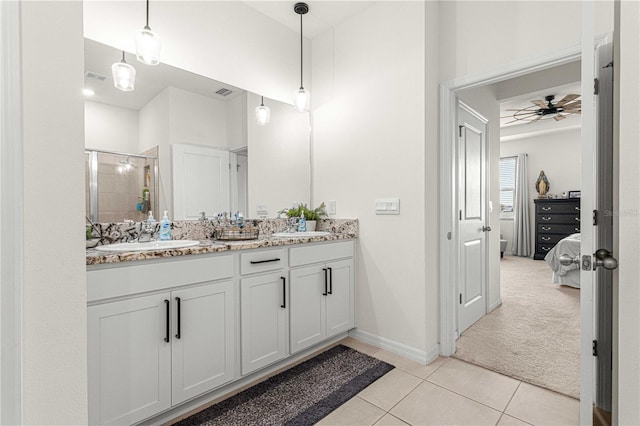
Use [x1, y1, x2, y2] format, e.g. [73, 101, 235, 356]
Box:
[503, 94, 581, 124]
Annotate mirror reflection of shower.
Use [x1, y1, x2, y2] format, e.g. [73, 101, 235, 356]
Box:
[85, 147, 159, 223]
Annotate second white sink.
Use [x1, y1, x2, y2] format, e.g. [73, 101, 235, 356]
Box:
[272, 231, 331, 238]
[95, 240, 201, 252]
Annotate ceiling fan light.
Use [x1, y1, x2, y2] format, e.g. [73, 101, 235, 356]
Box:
[135, 26, 161, 66]
[112, 52, 136, 92]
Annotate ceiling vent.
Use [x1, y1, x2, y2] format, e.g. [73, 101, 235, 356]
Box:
[215, 88, 233, 97]
[85, 71, 107, 81]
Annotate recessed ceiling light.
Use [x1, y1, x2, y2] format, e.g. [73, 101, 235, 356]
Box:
[83, 88, 95, 97]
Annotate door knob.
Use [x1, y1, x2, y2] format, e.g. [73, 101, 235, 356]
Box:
[482, 226, 492, 232]
[559, 254, 580, 266]
[594, 249, 618, 270]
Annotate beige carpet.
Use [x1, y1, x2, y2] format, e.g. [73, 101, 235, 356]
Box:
[454, 255, 580, 399]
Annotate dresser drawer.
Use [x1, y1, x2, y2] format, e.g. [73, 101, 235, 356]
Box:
[537, 234, 565, 245]
[536, 203, 581, 214]
[537, 214, 581, 225]
[537, 224, 581, 235]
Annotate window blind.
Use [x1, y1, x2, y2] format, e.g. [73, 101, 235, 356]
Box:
[500, 156, 517, 216]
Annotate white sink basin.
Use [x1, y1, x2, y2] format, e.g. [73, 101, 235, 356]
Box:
[95, 240, 201, 252]
[272, 231, 332, 238]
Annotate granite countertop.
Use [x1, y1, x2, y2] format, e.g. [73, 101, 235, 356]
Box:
[86, 232, 356, 266]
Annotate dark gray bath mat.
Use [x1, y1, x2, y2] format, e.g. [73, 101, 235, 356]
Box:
[173, 344, 394, 426]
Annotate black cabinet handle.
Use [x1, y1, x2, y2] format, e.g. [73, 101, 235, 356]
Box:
[175, 297, 181, 339]
[250, 258, 281, 264]
[322, 268, 328, 296]
[164, 299, 170, 343]
[328, 267, 333, 295]
[281, 277, 286, 308]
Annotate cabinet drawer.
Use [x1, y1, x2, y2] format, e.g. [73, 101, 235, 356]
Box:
[289, 241, 354, 267]
[537, 214, 581, 225]
[536, 203, 581, 214]
[241, 249, 286, 275]
[537, 224, 580, 235]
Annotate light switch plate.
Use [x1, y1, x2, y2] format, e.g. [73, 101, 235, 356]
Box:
[375, 198, 400, 215]
[327, 200, 336, 215]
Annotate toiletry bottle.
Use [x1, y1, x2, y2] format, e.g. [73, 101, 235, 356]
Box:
[159, 211, 172, 241]
[298, 212, 306, 232]
[147, 211, 155, 223]
[237, 212, 245, 228]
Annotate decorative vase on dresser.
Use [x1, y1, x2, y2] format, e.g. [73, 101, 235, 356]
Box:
[533, 198, 581, 260]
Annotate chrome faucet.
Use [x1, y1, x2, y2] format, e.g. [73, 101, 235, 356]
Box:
[137, 221, 155, 242]
[285, 217, 298, 233]
[199, 211, 207, 222]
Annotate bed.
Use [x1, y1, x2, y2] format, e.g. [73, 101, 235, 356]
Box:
[544, 233, 581, 288]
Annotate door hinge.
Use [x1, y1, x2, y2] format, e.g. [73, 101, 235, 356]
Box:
[459, 294, 462, 304]
[593, 210, 598, 226]
[593, 340, 598, 356]
[458, 125, 463, 137]
[594, 78, 599, 95]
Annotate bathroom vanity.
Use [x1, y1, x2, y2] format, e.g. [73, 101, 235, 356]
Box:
[86, 230, 355, 425]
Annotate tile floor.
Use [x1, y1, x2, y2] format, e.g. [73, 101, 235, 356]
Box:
[318, 337, 580, 426]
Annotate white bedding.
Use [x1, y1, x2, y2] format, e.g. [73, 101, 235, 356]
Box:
[544, 233, 581, 288]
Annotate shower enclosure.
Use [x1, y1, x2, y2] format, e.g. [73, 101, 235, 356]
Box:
[85, 148, 159, 223]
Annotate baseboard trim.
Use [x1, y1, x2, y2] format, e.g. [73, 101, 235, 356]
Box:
[348, 329, 438, 364]
[489, 298, 503, 313]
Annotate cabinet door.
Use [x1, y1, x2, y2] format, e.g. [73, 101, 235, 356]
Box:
[326, 259, 355, 337]
[241, 272, 288, 375]
[289, 265, 326, 354]
[171, 281, 235, 405]
[88, 293, 171, 425]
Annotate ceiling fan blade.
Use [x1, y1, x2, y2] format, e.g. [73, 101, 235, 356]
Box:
[554, 114, 567, 121]
[531, 100, 549, 109]
[527, 115, 543, 124]
[563, 108, 581, 113]
[562, 101, 582, 109]
[555, 94, 580, 107]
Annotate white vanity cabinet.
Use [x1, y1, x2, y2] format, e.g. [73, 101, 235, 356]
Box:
[87, 255, 235, 426]
[289, 241, 355, 354]
[240, 248, 289, 375]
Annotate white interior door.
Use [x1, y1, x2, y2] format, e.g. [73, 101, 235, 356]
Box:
[172, 144, 230, 220]
[457, 101, 489, 334]
[579, 3, 617, 422]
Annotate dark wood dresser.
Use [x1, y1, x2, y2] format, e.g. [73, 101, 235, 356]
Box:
[533, 198, 581, 260]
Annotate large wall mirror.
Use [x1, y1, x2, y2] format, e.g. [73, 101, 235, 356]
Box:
[84, 38, 310, 221]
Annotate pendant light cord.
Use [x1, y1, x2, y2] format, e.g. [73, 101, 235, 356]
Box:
[300, 12, 303, 89]
[146, 0, 150, 28]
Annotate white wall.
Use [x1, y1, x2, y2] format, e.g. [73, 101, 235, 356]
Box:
[311, 2, 437, 358]
[20, 1, 87, 423]
[246, 92, 310, 218]
[83, 1, 309, 106]
[84, 101, 139, 153]
[500, 128, 581, 254]
[226, 93, 248, 151]
[616, 0, 640, 422]
[458, 85, 502, 311]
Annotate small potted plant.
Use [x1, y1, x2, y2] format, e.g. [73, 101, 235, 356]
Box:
[280, 202, 328, 231]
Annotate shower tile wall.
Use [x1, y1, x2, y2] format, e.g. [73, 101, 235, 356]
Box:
[97, 156, 146, 223]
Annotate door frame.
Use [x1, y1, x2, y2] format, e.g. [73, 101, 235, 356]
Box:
[438, 30, 609, 425]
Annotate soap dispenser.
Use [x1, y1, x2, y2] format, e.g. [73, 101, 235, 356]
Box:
[159, 211, 172, 241]
[298, 212, 306, 232]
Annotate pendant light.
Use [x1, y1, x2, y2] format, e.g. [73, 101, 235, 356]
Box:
[111, 51, 136, 92]
[293, 3, 310, 112]
[255, 96, 271, 126]
[135, 0, 161, 65]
